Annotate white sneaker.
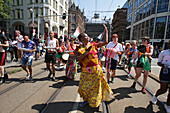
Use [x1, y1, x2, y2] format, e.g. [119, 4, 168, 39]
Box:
[164, 104, 170, 113]
[26, 74, 30, 79]
[152, 95, 157, 104]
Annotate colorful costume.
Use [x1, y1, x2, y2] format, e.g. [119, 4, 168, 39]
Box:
[128, 48, 137, 67]
[66, 44, 77, 79]
[137, 45, 151, 71]
[77, 42, 114, 107]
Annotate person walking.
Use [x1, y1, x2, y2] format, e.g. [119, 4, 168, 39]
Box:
[15, 30, 23, 63]
[76, 24, 114, 108]
[33, 34, 40, 60]
[106, 34, 123, 84]
[45, 31, 58, 81]
[21, 33, 36, 81]
[152, 40, 170, 113]
[0, 35, 9, 83]
[127, 40, 138, 76]
[65, 37, 77, 79]
[131, 36, 153, 94]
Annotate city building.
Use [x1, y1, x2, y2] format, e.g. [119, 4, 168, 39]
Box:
[8, 0, 69, 40]
[68, 1, 85, 39]
[85, 21, 111, 42]
[111, 8, 127, 43]
[126, 0, 170, 49]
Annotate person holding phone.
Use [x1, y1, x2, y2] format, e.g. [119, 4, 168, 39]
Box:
[76, 24, 113, 108]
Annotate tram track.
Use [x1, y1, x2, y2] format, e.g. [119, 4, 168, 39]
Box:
[0, 70, 46, 95]
[123, 69, 165, 105]
[39, 78, 68, 113]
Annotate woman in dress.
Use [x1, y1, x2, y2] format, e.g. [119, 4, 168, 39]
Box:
[76, 24, 114, 108]
[65, 37, 77, 79]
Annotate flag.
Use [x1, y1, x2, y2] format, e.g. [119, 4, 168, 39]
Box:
[72, 26, 80, 39]
[97, 32, 104, 40]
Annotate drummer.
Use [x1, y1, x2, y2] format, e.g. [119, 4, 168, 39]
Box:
[56, 39, 67, 70]
[65, 37, 77, 79]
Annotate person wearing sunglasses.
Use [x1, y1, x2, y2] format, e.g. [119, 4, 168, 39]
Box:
[131, 36, 153, 94]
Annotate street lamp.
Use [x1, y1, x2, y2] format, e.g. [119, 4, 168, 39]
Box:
[29, 0, 34, 37]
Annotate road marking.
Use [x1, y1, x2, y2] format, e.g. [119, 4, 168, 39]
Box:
[69, 93, 81, 113]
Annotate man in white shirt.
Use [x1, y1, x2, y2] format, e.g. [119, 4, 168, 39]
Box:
[15, 30, 23, 62]
[106, 34, 123, 84]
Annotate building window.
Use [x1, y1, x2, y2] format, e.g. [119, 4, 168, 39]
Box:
[21, 9, 23, 19]
[20, 0, 23, 5]
[140, 6, 143, 20]
[134, 11, 137, 23]
[12, 10, 15, 19]
[45, 0, 48, 4]
[166, 16, 170, 39]
[71, 24, 75, 32]
[45, 8, 48, 16]
[34, 8, 38, 18]
[35, 0, 38, 4]
[53, 11, 55, 21]
[147, 0, 151, 17]
[56, 14, 58, 22]
[157, 0, 169, 13]
[151, 0, 156, 14]
[127, 1, 133, 15]
[155, 16, 166, 39]
[40, 8, 43, 15]
[29, 0, 32, 4]
[149, 18, 154, 38]
[40, 0, 43, 3]
[127, 14, 131, 26]
[59, 6, 63, 14]
[65, 2, 67, 9]
[56, 1, 58, 10]
[143, 3, 147, 19]
[72, 14, 76, 23]
[16, 9, 20, 19]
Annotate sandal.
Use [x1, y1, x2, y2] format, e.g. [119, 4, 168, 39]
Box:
[79, 101, 89, 107]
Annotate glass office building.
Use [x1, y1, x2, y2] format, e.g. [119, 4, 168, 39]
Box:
[126, 0, 170, 49]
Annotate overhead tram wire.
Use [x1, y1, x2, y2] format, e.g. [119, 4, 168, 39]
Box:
[106, 0, 115, 19]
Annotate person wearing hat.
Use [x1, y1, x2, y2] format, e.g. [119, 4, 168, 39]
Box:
[21, 33, 36, 81]
[131, 36, 153, 94]
[106, 33, 123, 84]
[65, 37, 77, 79]
[152, 40, 170, 113]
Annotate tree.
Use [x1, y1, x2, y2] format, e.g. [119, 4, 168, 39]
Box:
[0, 0, 13, 20]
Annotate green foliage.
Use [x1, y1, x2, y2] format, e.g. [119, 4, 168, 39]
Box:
[0, 0, 13, 20]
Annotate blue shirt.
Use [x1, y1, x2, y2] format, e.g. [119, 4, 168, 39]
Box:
[22, 40, 36, 58]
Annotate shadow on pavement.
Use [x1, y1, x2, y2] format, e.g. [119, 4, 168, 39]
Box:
[112, 87, 141, 100]
[124, 101, 165, 113]
[32, 101, 101, 113]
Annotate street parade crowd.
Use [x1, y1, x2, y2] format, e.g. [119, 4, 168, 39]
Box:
[0, 24, 170, 112]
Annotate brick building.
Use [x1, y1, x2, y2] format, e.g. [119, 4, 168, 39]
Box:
[111, 8, 127, 43]
[68, 2, 85, 39]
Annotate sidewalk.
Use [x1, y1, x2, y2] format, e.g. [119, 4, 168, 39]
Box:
[4, 56, 45, 74]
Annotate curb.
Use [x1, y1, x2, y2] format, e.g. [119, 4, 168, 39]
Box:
[5, 58, 45, 75]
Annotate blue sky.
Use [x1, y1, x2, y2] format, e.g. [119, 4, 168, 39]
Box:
[74, 0, 127, 21]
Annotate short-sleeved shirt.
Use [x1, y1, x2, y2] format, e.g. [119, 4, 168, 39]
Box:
[22, 40, 36, 58]
[33, 37, 40, 46]
[106, 42, 123, 61]
[16, 35, 23, 48]
[158, 49, 170, 68]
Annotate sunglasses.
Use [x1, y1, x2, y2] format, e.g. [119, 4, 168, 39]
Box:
[142, 39, 147, 42]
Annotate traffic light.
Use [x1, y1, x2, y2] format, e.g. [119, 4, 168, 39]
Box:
[62, 13, 66, 20]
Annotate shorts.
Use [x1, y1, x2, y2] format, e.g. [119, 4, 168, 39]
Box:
[56, 52, 64, 59]
[36, 46, 40, 53]
[160, 68, 170, 83]
[128, 59, 137, 67]
[0, 52, 6, 66]
[110, 58, 118, 70]
[45, 52, 56, 64]
[21, 56, 33, 65]
[136, 57, 151, 70]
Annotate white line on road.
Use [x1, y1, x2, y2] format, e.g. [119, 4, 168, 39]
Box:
[69, 93, 81, 113]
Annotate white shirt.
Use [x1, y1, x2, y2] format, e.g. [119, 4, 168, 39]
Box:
[47, 38, 57, 52]
[158, 49, 170, 68]
[16, 35, 23, 48]
[106, 42, 123, 61]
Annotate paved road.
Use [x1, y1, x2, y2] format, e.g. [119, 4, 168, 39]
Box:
[0, 61, 167, 113]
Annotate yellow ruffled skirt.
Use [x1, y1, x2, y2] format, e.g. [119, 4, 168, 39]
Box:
[78, 65, 114, 107]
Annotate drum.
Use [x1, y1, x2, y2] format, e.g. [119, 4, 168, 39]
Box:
[101, 56, 105, 62]
[62, 54, 69, 61]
